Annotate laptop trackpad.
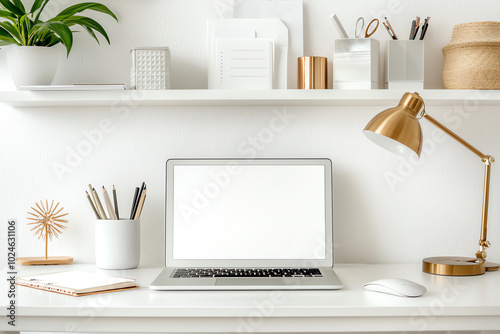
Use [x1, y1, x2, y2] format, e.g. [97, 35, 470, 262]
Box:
[215, 278, 285, 286]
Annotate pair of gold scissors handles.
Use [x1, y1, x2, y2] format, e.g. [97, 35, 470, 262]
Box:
[355, 17, 379, 38]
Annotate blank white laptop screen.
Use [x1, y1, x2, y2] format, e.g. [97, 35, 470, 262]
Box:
[172, 164, 326, 260]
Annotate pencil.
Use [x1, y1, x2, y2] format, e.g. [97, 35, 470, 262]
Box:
[102, 186, 118, 220]
[113, 185, 119, 219]
[409, 20, 416, 40]
[85, 191, 100, 219]
[93, 187, 108, 220]
[134, 189, 147, 220]
[129, 187, 139, 219]
[88, 184, 102, 219]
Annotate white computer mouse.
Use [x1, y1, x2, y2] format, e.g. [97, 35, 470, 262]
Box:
[363, 278, 427, 297]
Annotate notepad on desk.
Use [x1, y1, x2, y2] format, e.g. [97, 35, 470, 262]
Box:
[17, 270, 138, 297]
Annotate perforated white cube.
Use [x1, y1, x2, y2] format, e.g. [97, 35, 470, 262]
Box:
[131, 47, 171, 90]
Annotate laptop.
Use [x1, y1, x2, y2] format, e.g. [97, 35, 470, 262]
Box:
[150, 158, 343, 290]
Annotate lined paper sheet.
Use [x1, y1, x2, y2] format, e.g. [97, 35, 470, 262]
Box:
[213, 38, 273, 89]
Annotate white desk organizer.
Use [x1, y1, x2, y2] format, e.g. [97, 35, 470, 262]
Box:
[333, 38, 380, 89]
[131, 47, 171, 90]
[386, 40, 424, 90]
[95, 219, 140, 270]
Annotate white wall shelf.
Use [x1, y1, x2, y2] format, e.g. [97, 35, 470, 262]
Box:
[1, 89, 500, 108]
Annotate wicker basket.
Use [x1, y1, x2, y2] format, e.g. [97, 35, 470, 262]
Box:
[442, 22, 500, 89]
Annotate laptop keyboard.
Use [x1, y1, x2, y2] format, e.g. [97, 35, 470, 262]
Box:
[172, 268, 323, 278]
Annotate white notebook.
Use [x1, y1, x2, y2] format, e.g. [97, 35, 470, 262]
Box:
[17, 270, 138, 296]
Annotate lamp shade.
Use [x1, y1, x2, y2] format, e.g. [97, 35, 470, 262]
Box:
[363, 92, 424, 160]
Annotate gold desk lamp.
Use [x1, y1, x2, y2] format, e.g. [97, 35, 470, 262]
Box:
[363, 92, 499, 276]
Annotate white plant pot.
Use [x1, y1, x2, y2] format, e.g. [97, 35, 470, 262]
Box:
[6, 46, 59, 88]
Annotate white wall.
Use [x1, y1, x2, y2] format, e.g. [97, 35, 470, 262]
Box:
[1, 0, 499, 267]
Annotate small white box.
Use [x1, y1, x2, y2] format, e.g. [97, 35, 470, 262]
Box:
[333, 38, 380, 89]
[131, 47, 171, 90]
[386, 40, 424, 90]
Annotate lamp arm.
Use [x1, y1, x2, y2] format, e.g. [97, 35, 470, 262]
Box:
[423, 114, 488, 160]
[422, 113, 495, 261]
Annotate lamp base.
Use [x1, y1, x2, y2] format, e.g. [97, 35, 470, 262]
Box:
[485, 262, 500, 271]
[422, 256, 492, 276]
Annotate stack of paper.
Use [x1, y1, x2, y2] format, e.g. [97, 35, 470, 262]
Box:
[207, 18, 288, 90]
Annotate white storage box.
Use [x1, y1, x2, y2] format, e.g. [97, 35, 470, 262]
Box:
[131, 47, 171, 90]
[333, 38, 380, 89]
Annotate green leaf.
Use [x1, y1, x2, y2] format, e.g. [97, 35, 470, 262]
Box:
[0, 24, 19, 44]
[35, 21, 72, 56]
[63, 16, 110, 44]
[0, 21, 21, 43]
[53, 3, 117, 22]
[30, 0, 45, 14]
[33, 0, 49, 24]
[81, 25, 98, 44]
[0, 9, 16, 21]
[44, 33, 60, 46]
[19, 13, 33, 44]
[11, 0, 24, 13]
[30, 27, 55, 46]
[0, 39, 17, 45]
[0, 0, 24, 16]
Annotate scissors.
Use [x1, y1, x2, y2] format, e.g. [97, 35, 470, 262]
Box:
[355, 17, 379, 38]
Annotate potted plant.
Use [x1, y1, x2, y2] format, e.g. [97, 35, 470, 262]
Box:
[0, 0, 117, 88]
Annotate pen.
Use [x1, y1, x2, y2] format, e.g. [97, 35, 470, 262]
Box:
[385, 17, 398, 40]
[102, 186, 118, 220]
[129, 187, 139, 219]
[419, 17, 430, 40]
[382, 22, 396, 40]
[113, 185, 119, 219]
[85, 191, 100, 219]
[132, 182, 146, 219]
[414, 24, 421, 40]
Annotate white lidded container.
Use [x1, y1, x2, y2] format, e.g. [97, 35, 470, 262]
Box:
[130, 47, 171, 90]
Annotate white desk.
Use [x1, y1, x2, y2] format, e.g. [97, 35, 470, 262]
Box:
[1, 264, 500, 333]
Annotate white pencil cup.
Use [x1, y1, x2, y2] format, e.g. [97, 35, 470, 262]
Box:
[386, 40, 424, 90]
[95, 219, 140, 270]
[333, 38, 380, 89]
